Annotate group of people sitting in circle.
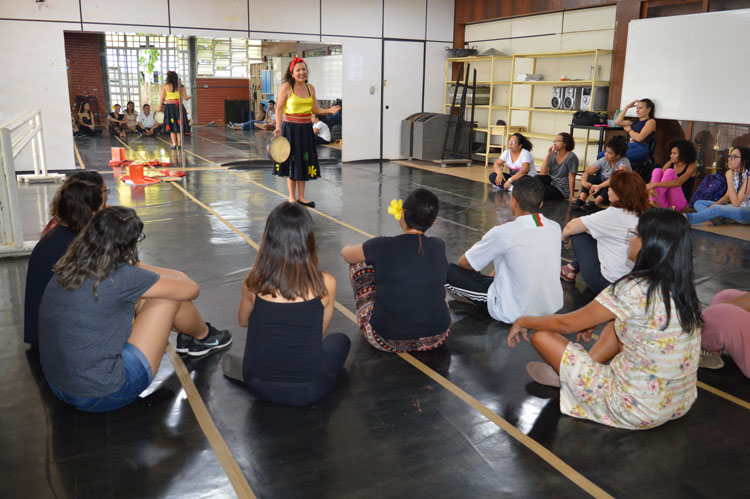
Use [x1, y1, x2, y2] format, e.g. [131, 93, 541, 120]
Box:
[24, 98, 750, 428]
[490, 97, 750, 227]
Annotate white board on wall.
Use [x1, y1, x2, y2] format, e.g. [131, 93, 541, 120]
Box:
[620, 9, 750, 124]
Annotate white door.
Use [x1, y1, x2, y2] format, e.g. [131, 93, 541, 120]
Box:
[382, 40, 424, 159]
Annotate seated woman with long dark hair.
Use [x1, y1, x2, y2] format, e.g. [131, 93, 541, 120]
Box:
[221, 202, 350, 406]
[508, 209, 702, 430]
[25, 177, 104, 347]
[537, 132, 579, 202]
[76, 101, 102, 136]
[39, 207, 231, 412]
[560, 170, 651, 294]
[647, 139, 697, 211]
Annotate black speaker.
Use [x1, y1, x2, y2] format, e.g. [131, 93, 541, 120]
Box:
[551, 87, 564, 109]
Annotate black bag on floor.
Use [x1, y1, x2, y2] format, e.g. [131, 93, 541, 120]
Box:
[572, 111, 607, 126]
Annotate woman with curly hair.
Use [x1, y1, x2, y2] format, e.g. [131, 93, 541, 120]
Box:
[574, 135, 631, 212]
[647, 139, 697, 211]
[39, 207, 231, 412]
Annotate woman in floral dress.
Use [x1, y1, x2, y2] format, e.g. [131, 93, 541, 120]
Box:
[507, 208, 703, 430]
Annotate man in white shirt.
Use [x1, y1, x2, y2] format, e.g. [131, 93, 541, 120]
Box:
[312, 114, 331, 144]
[446, 177, 563, 323]
[136, 104, 162, 137]
[254, 99, 277, 130]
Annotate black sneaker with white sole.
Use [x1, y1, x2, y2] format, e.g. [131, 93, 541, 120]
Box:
[175, 333, 193, 354]
[187, 323, 232, 357]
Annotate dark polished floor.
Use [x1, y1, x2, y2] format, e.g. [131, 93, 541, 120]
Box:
[2, 127, 749, 498]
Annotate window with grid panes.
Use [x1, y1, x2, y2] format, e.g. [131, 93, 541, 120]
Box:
[105, 33, 190, 110]
[196, 37, 262, 78]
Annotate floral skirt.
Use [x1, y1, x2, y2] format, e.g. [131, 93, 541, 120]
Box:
[273, 121, 320, 181]
[349, 262, 449, 352]
[163, 103, 181, 134]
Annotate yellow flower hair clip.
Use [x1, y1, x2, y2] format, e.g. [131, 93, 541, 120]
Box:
[387, 199, 403, 221]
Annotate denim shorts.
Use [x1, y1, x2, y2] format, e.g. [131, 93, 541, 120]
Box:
[48, 343, 153, 413]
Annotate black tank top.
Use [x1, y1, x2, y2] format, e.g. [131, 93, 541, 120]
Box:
[242, 296, 324, 383]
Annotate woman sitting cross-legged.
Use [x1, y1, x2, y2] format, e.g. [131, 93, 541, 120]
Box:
[341, 189, 451, 352]
[574, 135, 631, 212]
[686, 146, 750, 225]
[647, 139, 697, 211]
[221, 202, 350, 406]
[508, 208, 702, 430]
[560, 170, 651, 295]
[39, 207, 232, 412]
[489, 133, 535, 191]
[537, 132, 579, 202]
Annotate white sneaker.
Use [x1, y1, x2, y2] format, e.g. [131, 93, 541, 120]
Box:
[699, 349, 724, 370]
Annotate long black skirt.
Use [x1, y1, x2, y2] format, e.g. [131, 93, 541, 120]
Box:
[163, 103, 181, 134]
[273, 121, 320, 181]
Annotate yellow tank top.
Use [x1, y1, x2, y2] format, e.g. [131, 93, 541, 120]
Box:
[284, 84, 313, 115]
[165, 87, 180, 100]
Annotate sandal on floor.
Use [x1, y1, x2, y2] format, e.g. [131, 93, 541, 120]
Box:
[560, 264, 578, 282]
[527, 361, 560, 387]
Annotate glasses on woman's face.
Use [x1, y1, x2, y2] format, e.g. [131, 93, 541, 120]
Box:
[729, 155, 742, 160]
[137, 232, 146, 243]
[626, 228, 639, 242]
[102, 187, 110, 194]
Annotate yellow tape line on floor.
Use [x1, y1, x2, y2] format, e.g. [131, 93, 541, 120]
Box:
[165, 342, 255, 498]
[171, 181, 613, 499]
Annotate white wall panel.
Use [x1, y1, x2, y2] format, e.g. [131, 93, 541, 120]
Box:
[0, 21, 81, 171]
[560, 30, 614, 52]
[562, 5, 616, 33]
[84, 24, 172, 35]
[383, 0, 425, 40]
[321, 0, 382, 39]
[172, 27, 247, 38]
[426, 0, 454, 42]
[465, 19, 511, 43]
[249, 0, 318, 35]
[0, 0, 80, 22]
[81, 0, 169, 27]
[511, 12, 561, 38]
[249, 31, 317, 42]
[171, 0, 248, 31]
[424, 42, 447, 113]
[306, 55, 342, 101]
[341, 38, 381, 161]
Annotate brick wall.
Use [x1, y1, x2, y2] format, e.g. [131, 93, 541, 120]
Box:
[195, 78, 251, 125]
[64, 32, 106, 118]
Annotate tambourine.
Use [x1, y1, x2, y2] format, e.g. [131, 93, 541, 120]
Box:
[267, 136, 291, 163]
[154, 111, 165, 124]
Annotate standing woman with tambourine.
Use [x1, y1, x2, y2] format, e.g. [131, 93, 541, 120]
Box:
[273, 57, 340, 208]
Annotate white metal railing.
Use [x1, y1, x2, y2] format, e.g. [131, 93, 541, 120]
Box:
[0, 109, 64, 257]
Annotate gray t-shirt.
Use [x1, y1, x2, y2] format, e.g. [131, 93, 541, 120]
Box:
[39, 263, 159, 397]
[594, 156, 631, 180]
[547, 152, 579, 197]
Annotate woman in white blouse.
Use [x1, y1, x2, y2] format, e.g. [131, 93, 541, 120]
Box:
[489, 133, 535, 190]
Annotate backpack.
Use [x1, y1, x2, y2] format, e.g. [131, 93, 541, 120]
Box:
[689, 173, 727, 207]
[572, 111, 607, 126]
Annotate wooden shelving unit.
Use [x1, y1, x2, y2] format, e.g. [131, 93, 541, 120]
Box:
[443, 49, 612, 168]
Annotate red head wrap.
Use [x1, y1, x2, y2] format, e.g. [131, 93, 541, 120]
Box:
[289, 56, 306, 72]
